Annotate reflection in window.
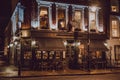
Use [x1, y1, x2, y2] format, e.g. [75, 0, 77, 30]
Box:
[58, 8, 66, 30]
[40, 7, 49, 29]
[112, 20, 119, 37]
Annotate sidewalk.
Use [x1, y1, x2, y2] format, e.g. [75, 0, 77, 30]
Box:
[0, 65, 120, 77]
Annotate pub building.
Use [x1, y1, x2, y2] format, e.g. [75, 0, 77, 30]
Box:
[5, 0, 109, 70]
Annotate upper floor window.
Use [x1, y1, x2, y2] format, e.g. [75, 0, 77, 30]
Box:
[111, 6, 118, 12]
[58, 8, 66, 30]
[111, 0, 119, 12]
[89, 7, 98, 32]
[72, 10, 82, 31]
[40, 7, 49, 29]
[111, 19, 119, 37]
[89, 11, 97, 32]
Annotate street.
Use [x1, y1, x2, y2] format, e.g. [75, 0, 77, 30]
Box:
[1, 73, 120, 80]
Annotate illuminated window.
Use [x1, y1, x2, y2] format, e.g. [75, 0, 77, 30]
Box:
[115, 45, 120, 60]
[40, 7, 49, 29]
[89, 12, 97, 32]
[57, 8, 66, 30]
[112, 20, 119, 37]
[111, 6, 118, 12]
[111, 0, 119, 12]
[72, 10, 82, 31]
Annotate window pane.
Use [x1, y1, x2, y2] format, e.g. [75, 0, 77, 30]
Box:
[73, 10, 82, 30]
[58, 8, 66, 30]
[112, 29, 118, 37]
[74, 10, 81, 21]
[89, 12, 97, 31]
[112, 20, 119, 37]
[112, 20, 117, 28]
[40, 7, 49, 29]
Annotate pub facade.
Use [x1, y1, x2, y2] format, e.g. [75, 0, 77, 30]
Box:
[5, 0, 110, 70]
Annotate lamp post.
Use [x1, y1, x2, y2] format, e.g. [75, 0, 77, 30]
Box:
[87, 5, 91, 72]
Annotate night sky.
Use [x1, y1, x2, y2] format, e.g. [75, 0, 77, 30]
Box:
[0, 0, 11, 51]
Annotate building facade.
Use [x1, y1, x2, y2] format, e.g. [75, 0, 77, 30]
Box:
[5, 0, 111, 70]
[107, 0, 120, 68]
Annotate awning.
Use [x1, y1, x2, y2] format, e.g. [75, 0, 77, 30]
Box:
[37, 38, 66, 51]
[83, 40, 108, 51]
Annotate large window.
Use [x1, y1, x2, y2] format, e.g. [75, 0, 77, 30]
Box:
[57, 8, 66, 30]
[115, 45, 120, 60]
[89, 11, 97, 32]
[111, 20, 119, 37]
[40, 7, 49, 29]
[72, 10, 82, 31]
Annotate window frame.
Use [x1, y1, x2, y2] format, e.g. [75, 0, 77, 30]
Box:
[111, 18, 119, 38]
[114, 45, 120, 60]
[56, 3, 69, 30]
[37, 1, 53, 30]
[39, 6, 50, 29]
[72, 5, 85, 31]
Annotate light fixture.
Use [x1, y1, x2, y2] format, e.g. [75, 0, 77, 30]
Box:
[14, 41, 18, 45]
[77, 42, 81, 46]
[31, 40, 36, 46]
[63, 41, 67, 46]
[9, 43, 13, 47]
[104, 42, 108, 47]
[7, 45, 10, 48]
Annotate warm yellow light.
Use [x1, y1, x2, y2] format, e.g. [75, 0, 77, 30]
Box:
[77, 42, 81, 46]
[9, 43, 13, 47]
[63, 41, 67, 46]
[31, 40, 36, 46]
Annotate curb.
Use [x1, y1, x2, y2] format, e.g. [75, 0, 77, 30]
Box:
[0, 71, 120, 78]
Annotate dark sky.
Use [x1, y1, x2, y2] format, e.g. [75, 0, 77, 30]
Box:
[0, 0, 11, 50]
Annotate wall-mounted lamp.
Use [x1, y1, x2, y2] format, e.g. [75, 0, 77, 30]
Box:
[7, 45, 10, 48]
[14, 41, 18, 45]
[63, 41, 67, 46]
[9, 43, 13, 47]
[77, 42, 81, 46]
[31, 40, 36, 46]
